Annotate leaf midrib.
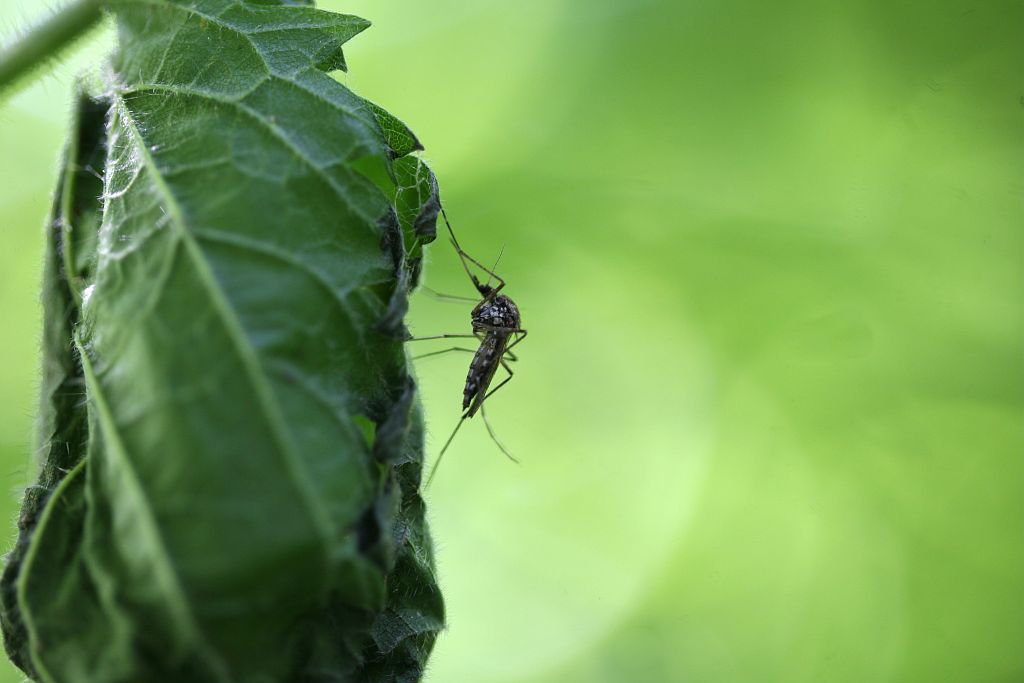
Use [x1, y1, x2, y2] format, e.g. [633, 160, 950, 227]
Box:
[73, 337, 231, 681]
[111, 90, 337, 567]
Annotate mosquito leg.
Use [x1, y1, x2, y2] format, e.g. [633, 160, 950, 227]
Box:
[426, 414, 467, 486]
[454, 243, 506, 298]
[413, 347, 476, 360]
[418, 286, 479, 303]
[406, 333, 479, 342]
[441, 208, 489, 295]
[481, 403, 519, 464]
[480, 374, 512, 407]
[505, 329, 528, 353]
[450, 239, 488, 297]
[441, 208, 506, 298]
[427, 345, 518, 483]
[503, 336, 523, 362]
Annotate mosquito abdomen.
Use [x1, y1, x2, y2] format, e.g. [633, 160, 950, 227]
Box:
[463, 334, 503, 410]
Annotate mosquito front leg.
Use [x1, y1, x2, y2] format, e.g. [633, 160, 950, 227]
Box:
[413, 347, 476, 361]
[454, 243, 506, 299]
[405, 333, 479, 342]
[418, 285, 479, 303]
[441, 207, 506, 299]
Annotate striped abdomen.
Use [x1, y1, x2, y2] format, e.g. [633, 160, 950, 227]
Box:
[463, 333, 508, 417]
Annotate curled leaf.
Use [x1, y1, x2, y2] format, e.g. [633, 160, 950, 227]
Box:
[2, 2, 444, 681]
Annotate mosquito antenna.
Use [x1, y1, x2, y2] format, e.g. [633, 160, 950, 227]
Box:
[481, 404, 520, 464]
[426, 414, 467, 486]
[484, 245, 505, 288]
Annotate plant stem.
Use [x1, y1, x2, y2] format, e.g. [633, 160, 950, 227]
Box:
[0, 0, 104, 96]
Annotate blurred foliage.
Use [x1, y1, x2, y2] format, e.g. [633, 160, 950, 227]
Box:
[0, 0, 1021, 682]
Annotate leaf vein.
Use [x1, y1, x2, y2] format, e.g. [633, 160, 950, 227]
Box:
[121, 0, 377, 130]
[121, 81, 381, 226]
[74, 335, 227, 676]
[110, 92, 337, 560]
[192, 227, 375, 340]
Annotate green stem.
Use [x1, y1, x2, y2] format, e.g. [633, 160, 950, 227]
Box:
[0, 0, 104, 96]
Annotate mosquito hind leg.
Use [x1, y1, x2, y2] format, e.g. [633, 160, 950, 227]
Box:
[481, 403, 519, 464]
[426, 414, 467, 486]
[426, 355, 518, 485]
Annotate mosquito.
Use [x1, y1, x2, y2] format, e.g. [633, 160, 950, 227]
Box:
[407, 208, 528, 484]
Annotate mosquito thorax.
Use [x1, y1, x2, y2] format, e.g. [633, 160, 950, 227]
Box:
[473, 294, 521, 331]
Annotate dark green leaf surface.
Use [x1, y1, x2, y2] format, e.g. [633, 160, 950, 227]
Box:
[0, 88, 106, 678]
[393, 156, 440, 292]
[367, 102, 422, 159]
[2, 2, 443, 680]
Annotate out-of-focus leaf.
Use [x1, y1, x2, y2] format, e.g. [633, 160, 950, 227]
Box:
[0, 88, 106, 678]
[18, 460, 134, 683]
[3, 1, 443, 681]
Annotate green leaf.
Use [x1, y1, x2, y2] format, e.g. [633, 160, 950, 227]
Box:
[0, 87, 106, 679]
[17, 460, 138, 683]
[393, 155, 440, 290]
[367, 102, 423, 158]
[2, 2, 443, 681]
[395, 156, 440, 244]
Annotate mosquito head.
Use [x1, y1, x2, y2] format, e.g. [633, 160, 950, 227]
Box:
[473, 294, 520, 332]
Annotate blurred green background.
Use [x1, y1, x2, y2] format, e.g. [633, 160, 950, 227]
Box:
[1, 0, 1021, 681]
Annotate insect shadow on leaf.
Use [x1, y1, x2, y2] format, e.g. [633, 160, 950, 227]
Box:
[407, 208, 527, 484]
